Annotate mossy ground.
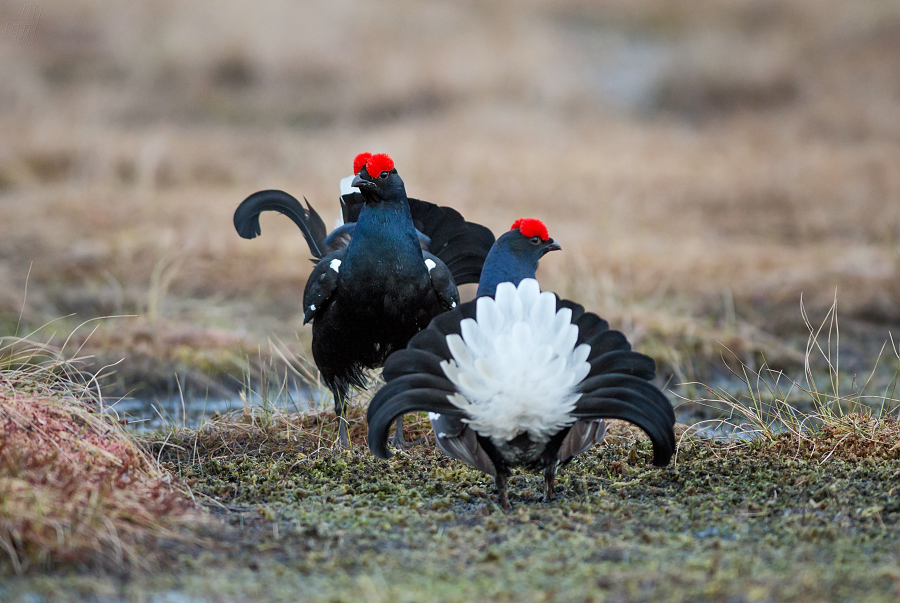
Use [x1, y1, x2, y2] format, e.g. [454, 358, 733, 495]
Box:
[4, 411, 900, 602]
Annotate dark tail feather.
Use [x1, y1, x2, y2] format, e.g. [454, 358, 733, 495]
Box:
[573, 379, 675, 466]
[564, 301, 675, 466]
[382, 348, 451, 381]
[367, 384, 466, 459]
[407, 198, 495, 285]
[439, 221, 496, 285]
[234, 190, 328, 258]
[578, 374, 675, 421]
[587, 350, 657, 381]
[374, 372, 458, 402]
[574, 393, 675, 466]
[371, 350, 463, 458]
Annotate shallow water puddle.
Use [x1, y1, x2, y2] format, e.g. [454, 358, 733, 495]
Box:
[102, 385, 324, 431]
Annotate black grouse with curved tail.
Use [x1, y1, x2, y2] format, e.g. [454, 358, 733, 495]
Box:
[234, 153, 495, 447]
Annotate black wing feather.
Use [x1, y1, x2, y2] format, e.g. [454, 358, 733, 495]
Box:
[424, 252, 460, 310]
[302, 249, 345, 324]
[321, 223, 355, 255]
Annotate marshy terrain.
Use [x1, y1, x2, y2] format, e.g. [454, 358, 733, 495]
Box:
[2, 0, 900, 600]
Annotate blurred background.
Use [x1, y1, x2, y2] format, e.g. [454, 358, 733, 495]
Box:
[1, 0, 899, 410]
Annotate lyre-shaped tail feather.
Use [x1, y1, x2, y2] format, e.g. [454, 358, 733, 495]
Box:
[557, 298, 675, 465]
[234, 190, 328, 258]
[367, 366, 467, 459]
[407, 199, 495, 285]
[573, 376, 675, 466]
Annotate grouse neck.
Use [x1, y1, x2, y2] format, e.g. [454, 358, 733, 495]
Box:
[476, 245, 538, 298]
[342, 198, 424, 275]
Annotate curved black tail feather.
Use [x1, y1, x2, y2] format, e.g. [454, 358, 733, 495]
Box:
[234, 190, 329, 258]
[367, 370, 468, 459]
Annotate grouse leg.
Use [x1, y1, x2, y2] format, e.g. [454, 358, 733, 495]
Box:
[332, 386, 350, 448]
[338, 418, 349, 448]
[495, 472, 511, 510]
[543, 462, 558, 503]
[390, 415, 429, 449]
[390, 415, 407, 448]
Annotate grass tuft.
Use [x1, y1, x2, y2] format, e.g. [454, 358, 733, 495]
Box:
[0, 337, 199, 575]
[675, 295, 900, 457]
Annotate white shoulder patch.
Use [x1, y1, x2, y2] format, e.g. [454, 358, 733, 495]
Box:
[309, 304, 316, 312]
[425, 258, 437, 272]
[329, 258, 342, 272]
[339, 175, 359, 197]
[439, 278, 590, 445]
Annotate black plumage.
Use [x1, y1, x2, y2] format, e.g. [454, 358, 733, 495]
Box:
[366, 219, 676, 508]
[233, 154, 495, 446]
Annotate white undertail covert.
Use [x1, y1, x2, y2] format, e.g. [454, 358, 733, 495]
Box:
[440, 279, 591, 444]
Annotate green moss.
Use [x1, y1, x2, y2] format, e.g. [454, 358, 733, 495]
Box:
[7, 419, 900, 601]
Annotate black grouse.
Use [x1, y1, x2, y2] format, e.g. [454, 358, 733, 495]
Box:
[367, 218, 676, 508]
[234, 153, 495, 446]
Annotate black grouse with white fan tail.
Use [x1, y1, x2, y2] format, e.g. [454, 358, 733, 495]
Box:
[233, 153, 495, 447]
[367, 219, 675, 508]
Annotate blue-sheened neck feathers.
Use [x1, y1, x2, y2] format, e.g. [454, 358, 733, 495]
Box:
[476, 243, 539, 297]
[343, 170, 424, 274]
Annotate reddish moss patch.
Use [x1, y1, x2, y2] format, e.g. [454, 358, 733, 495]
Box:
[0, 378, 198, 574]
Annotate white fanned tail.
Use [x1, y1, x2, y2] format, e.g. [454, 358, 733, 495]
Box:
[440, 279, 591, 445]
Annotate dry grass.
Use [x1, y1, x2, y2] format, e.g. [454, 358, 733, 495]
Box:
[0, 0, 899, 395]
[675, 295, 900, 454]
[0, 338, 199, 575]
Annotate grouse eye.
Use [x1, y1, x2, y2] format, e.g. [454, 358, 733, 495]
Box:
[379, 171, 389, 179]
[530, 236, 541, 244]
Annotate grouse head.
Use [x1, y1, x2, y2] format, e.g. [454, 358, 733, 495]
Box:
[350, 152, 406, 204]
[506, 218, 561, 258]
[476, 218, 561, 297]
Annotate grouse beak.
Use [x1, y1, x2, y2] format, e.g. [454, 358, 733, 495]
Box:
[351, 175, 376, 191]
[542, 238, 561, 255]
